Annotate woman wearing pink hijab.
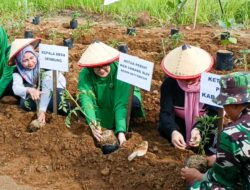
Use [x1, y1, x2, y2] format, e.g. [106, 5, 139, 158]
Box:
[159, 44, 218, 154]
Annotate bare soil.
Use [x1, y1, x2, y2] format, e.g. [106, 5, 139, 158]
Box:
[1, 11, 250, 190]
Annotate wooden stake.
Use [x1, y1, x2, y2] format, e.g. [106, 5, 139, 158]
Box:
[53, 70, 58, 114]
[217, 108, 224, 133]
[126, 86, 134, 132]
[193, 0, 199, 30]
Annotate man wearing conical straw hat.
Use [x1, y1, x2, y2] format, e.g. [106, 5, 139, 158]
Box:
[77, 40, 144, 146]
[0, 27, 16, 99]
[159, 44, 218, 153]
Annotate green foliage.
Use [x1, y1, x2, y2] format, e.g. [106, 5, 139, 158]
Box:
[48, 29, 61, 42]
[24, 99, 31, 111]
[108, 39, 120, 48]
[218, 18, 243, 46]
[163, 32, 183, 50]
[115, 14, 137, 27]
[218, 18, 242, 31]
[195, 114, 219, 155]
[0, 0, 249, 28]
[220, 36, 237, 46]
[239, 49, 250, 71]
[71, 11, 80, 20]
[59, 89, 96, 128]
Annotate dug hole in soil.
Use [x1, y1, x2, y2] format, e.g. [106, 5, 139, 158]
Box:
[1, 11, 250, 190]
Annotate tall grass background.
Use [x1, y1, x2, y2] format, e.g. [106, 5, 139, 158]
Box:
[0, 0, 249, 29]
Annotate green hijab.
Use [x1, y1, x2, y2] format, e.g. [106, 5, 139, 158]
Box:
[0, 26, 14, 97]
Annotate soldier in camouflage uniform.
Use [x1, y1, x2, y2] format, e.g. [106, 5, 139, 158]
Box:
[181, 72, 250, 190]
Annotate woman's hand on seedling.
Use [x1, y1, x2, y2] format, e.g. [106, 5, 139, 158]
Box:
[189, 128, 201, 147]
[181, 167, 203, 184]
[171, 130, 186, 149]
[37, 111, 46, 124]
[118, 132, 126, 145]
[89, 121, 103, 141]
[27, 87, 42, 101]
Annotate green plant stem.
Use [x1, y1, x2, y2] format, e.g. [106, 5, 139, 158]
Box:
[65, 90, 93, 122]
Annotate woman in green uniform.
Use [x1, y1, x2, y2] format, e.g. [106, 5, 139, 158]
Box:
[78, 41, 144, 145]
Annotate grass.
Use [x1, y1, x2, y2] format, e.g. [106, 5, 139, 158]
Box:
[0, 0, 249, 29]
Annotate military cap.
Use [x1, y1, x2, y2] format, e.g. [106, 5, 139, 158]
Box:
[213, 72, 250, 105]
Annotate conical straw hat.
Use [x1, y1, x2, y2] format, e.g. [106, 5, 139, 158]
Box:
[161, 44, 214, 79]
[8, 38, 41, 66]
[78, 40, 120, 68]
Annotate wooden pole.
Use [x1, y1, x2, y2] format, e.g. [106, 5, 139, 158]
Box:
[217, 108, 224, 133]
[53, 70, 57, 114]
[126, 86, 134, 132]
[193, 0, 199, 30]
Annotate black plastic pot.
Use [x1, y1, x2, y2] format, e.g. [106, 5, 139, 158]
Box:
[70, 19, 78, 29]
[118, 43, 128, 53]
[127, 27, 136, 36]
[24, 30, 34, 38]
[101, 144, 119, 155]
[220, 32, 230, 40]
[32, 16, 40, 25]
[170, 28, 179, 36]
[63, 38, 74, 49]
[215, 50, 234, 71]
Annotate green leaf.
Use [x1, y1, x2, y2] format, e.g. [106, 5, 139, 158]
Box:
[65, 115, 71, 128]
[166, 1, 174, 8]
[218, 20, 227, 29]
[228, 37, 237, 44]
[239, 49, 250, 54]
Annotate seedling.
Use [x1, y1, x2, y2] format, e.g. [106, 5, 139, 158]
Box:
[239, 49, 250, 71]
[108, 39, 120, 48]
[70, 11, 80, 29]
[218, 18, 242, 46]
[162, 32, 183, 50]
[48, 30, 59, 42]
[59, 89, 96, 128]
[71, 11, 80, 21]
[195, 114, 219, 155]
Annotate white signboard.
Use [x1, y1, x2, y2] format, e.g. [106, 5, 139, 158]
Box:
[104, 0, 119, 5]
[39, 44, 68, 72]
[117, 53, 154, 91]
[200, 72, 222, 108]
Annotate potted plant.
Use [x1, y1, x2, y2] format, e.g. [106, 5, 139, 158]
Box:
[170, 28, 179, 36]
[185, 114, 219, 172]
[24, 30, 34, 38]
[63, 38, 74, 49]
[117, 43, 128, 54]
[124, 15, 137, 36]
[70, 11, 80, 29]
[32, 15, 40, 25]
[218, 18, 240, 42]
[215, 18, 241, 71]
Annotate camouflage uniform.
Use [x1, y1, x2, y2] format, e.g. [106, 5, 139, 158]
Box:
[191, 72, 250, 190]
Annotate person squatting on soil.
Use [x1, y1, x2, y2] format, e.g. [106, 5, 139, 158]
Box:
[159, 45, 218, 152]
[181, 72, 250, 190]
[8, 38, 68, 124]
[77, 41, 144, 145]
[0, 26, 16, 98]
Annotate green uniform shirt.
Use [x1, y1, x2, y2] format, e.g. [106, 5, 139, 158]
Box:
[78, 62, 143, 134]
[0, 27, 15, 97]
[191, 111, 250, 190]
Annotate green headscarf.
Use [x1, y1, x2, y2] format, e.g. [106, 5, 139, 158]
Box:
[0, 26, 14, 97]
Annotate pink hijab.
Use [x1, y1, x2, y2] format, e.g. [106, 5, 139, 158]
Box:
[177, 79, 204, 142]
